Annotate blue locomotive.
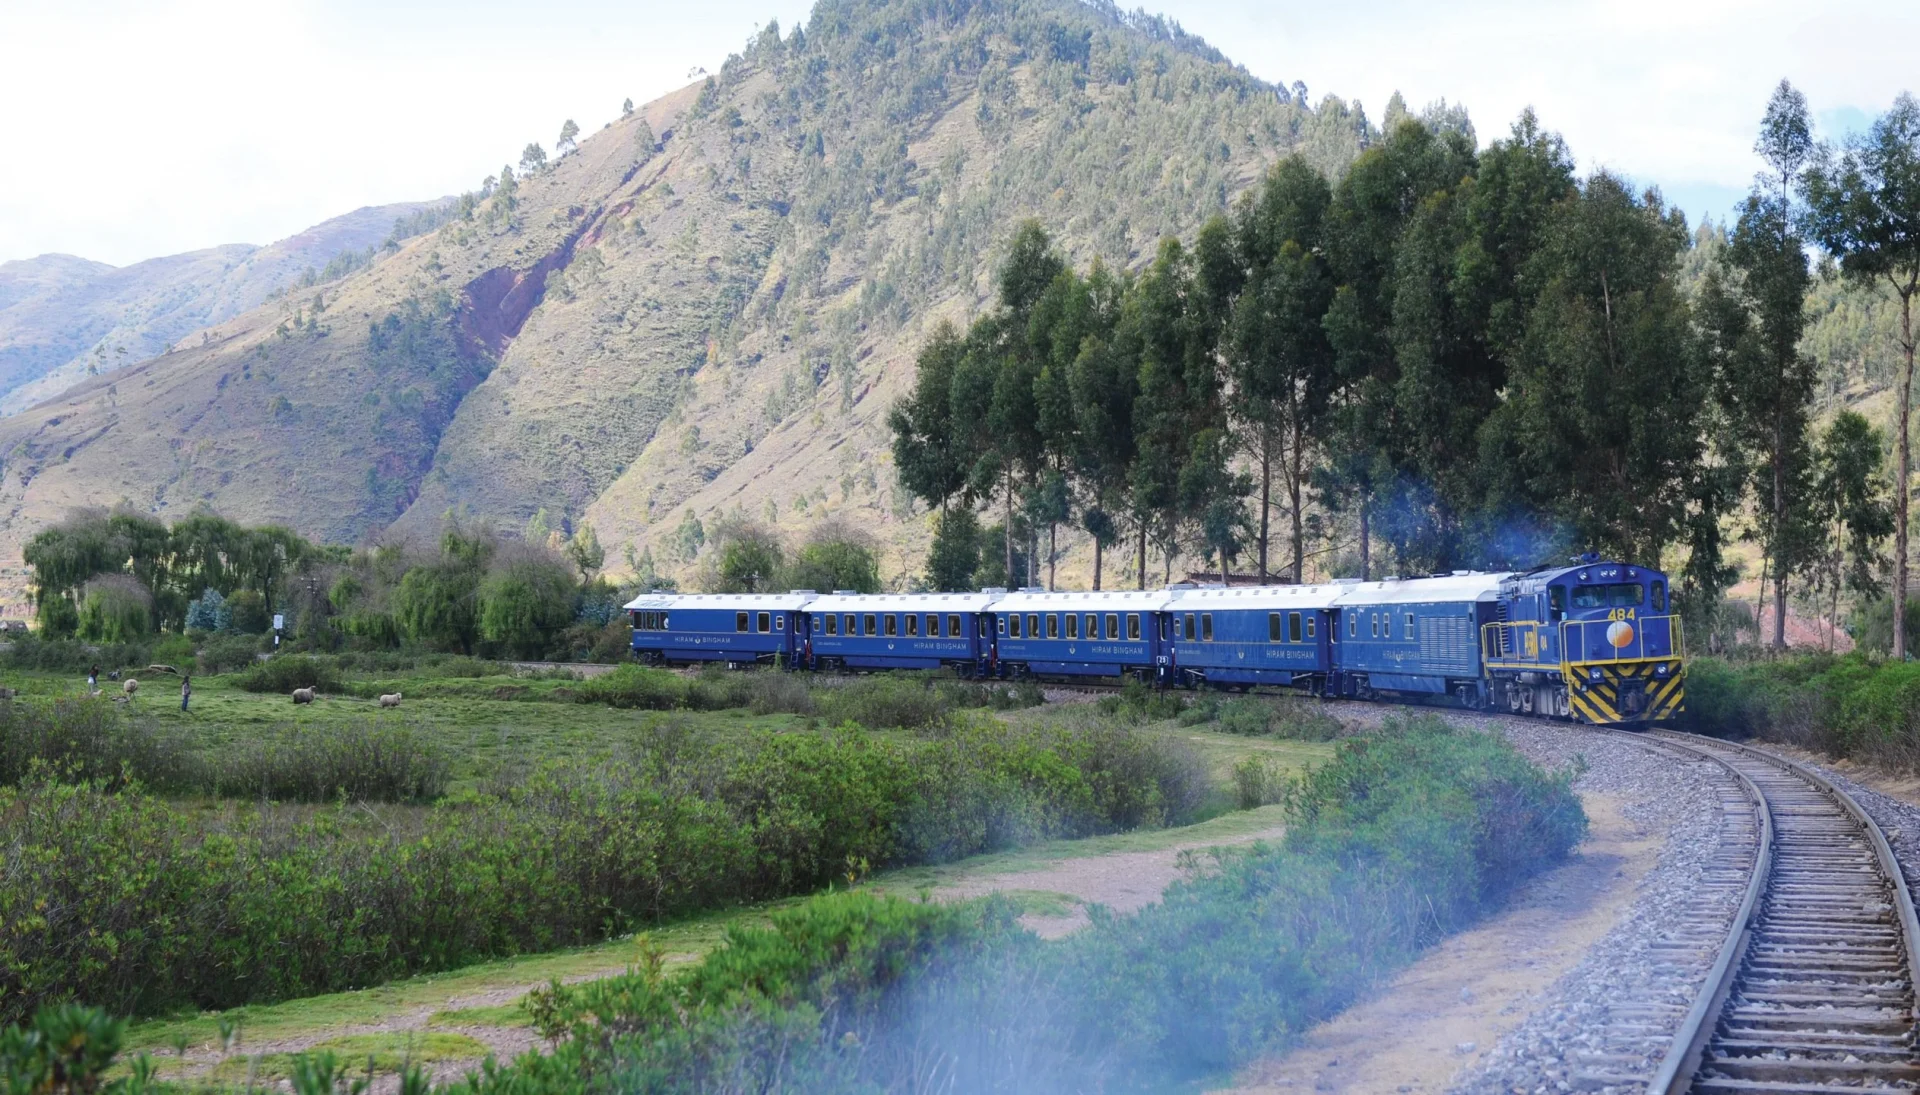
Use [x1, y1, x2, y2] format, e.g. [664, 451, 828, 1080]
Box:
[624, 554, 1686, 726]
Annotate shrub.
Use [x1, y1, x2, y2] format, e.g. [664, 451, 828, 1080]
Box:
[0, 699, 194, 792]
[0, 717, 1203, 1022]
[1, 635, 149, 674]
[203, 721, 451, 803]
[230, 656, 345, 694]
[459, 715, 1583, 1092]
[195, 633, 263, 674]
[574, 664, 692, 709]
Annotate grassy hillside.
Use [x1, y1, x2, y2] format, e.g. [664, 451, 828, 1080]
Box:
[0, 0, 1370, 593]
[0, 201, 448, 415]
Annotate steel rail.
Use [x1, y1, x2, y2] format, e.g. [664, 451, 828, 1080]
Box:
[1646, 730, 1920, 1093]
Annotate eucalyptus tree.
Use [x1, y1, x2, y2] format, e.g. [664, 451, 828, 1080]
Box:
[1804, 92, 1920, 658]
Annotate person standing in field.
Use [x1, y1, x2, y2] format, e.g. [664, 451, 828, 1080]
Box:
[180, 674, 191, 712]
[88, 664, 99, 692]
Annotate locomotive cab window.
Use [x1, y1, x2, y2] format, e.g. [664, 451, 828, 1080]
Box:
[757, 612, 771, 633]
[1548, 586, 1566, 621]
[737, 612, 750, 633]
[1574, 583, 1644, 609]
[1652, 581, 1667, 612]
[1269, 613, 1282, 642]
[1289, 612, 1303, 643]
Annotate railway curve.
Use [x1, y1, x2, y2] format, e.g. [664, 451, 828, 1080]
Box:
[1642, 732, 1920, 1094]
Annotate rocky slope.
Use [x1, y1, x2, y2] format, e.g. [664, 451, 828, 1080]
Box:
[0, 0, 1373, 590]
[0, 201, 446, 416]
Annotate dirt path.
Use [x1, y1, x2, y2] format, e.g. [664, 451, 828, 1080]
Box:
[928, 821, 1288, 937]
[1221, 792, 1660, 1095]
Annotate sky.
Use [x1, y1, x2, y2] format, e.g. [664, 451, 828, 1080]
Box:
[0, 0, 1910, 268]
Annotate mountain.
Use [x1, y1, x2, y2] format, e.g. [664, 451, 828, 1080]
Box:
[0, 201, 450, 415]
[0, 0, 1374, 592]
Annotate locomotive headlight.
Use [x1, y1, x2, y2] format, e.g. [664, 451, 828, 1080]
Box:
[1654, 662, 1671, 676]
[1588, 667, 1604, 682]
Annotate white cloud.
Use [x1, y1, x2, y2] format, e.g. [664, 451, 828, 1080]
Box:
[1, 0, 1910, 265]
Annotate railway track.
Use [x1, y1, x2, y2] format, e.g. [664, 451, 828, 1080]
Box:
[1605, 732, 1920, 1094]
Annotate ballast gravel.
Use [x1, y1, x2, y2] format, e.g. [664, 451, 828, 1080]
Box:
[1733, 743, 1920, 901]
[1438, 717, 1730, 1095]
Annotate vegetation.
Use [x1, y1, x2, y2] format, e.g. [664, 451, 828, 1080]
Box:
[1688, 652, 1920, 772]
[259, 715, 1574, 1092]
[0, 706, 1205, 1024]
[892, 81, 1920, 649]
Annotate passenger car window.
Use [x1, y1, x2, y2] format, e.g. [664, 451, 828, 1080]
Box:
[1086, 614, 1099, 639]
[949, 614, 962, 636]
[1306, 616, 1316, 638]
[1201, 614, 1214, 641]
[757, 612, 771, 633]
[1009, 614, 1021, 638]
[1348, 614, 1356, 638]
[1406, 612, 1415, 638]
[1027, 614, 1039, 638]
[1371, 614, 1379, 638]
[774, 616, 784, 631]
[844, 614, 857, 636]
[737, 612, 749, 632]
[1047, 615, 1059, 639]
[824, 614, 837, 636]
[905, 614, 919, 637]
[1106, 613, 1118, 639]
[1066, 614, 1079, 639]
[1289, 612, 1303, 642]
[884, 615, 898, 637]
[1184, 614, 1196, 641]
[928, 614, 941, 637]
[864, 614, 877, 635]
[1269, 613, 1281, 642]
[1127, 614, 1140, 640]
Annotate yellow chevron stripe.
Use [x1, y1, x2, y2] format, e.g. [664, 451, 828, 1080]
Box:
[1569, 691, 1605, 723]
[1650, 673, 1685, 709]
[1580, 688, 1623, 723]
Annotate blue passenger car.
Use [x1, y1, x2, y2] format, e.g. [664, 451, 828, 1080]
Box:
[804, 592, 997, 673]
[625, 591, 819, 666]
[1329, 573, 1510, 705]
[1164, 584, 1341, 689]
[989, 589, 1175, 680]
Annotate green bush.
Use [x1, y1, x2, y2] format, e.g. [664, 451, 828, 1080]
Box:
[195, 633, 263, 674]
[1, 635, 149, 674]
[0, 698, 194, 791]
[230, 656, 346, 694]
[202, 721, 451, 803]
[1684, 653, 1920, 769]
[574, 664, 693, 709]
[0, 717, 1205, 1023]
[456, 715, 1583, 1092]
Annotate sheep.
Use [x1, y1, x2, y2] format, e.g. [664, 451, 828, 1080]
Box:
[377, 693, 403, 708]
[291, 687, 315, 704]
[122, 679, 139, 696]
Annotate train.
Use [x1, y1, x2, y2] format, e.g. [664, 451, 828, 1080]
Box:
[624, 554, 1686, 726]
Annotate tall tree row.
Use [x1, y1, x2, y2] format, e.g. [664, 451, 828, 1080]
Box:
[895, 93, 1917, 640]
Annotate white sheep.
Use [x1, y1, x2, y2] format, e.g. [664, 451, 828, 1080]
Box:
[291, 687, 315, 704]
[377, 692, 403, 708]
[122, 678, 139, 696]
